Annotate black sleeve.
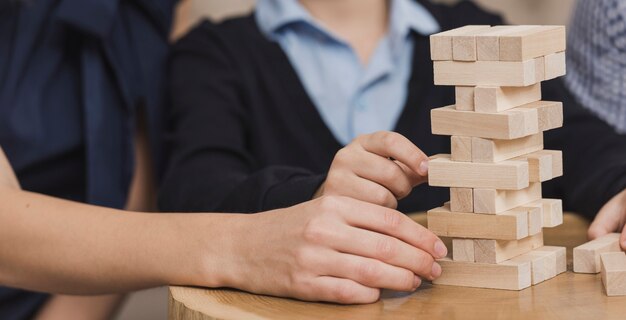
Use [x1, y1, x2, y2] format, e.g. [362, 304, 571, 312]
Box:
[158, 22, 325, 213]
[543, 79, 626, 220]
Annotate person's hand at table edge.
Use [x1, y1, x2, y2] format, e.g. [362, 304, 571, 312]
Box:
[314, 131, 429, 209]
[588, 189, 626, 250]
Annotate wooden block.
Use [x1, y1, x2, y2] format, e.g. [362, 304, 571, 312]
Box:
[450, 188, 473, 212]
[534, 56, 546, 82]
[473, 182, 542, 214]
[508, 250, 550, 285]
[526, 206, 543, 235]
[535, 246, 567, 275]
[600, 252, 626, 296]
[450, 136, 472, 162]
[475, 26, 537, 61]
[430, 25, 491, 61]
[453, 27, 498, 61]
[471, 133, 544, 163]
[545, 51, 566, 80]
[517, 101, 563, 132]
[525, 199, 563, 228]
[573, 233, 621, 273]
[514, 149, 562, 182]
[427, 204, 529, 240]
[433, 58, 540, 86]
[455, 86, 475, 111]
[474, 232, 544, 264]
[434, 257, 531, 290]
[429, 154, 529, 190]
[474, 83, 541, 113]
[431, 105, 539, 140]
[499, 26, 566, 61]
[453, 239, 475, 262]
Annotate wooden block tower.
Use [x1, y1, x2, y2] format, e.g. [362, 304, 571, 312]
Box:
[427, 25, 567, 290]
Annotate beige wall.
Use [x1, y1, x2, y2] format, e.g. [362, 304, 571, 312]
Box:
[172, 0, 577, 39]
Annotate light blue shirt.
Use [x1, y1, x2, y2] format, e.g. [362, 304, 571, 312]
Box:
[255, 0, 439, 145]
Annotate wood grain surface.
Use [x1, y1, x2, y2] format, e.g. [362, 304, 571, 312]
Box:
[169, 213, 626, 320]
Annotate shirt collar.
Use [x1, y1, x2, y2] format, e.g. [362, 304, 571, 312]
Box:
[255, 0, 440, 40]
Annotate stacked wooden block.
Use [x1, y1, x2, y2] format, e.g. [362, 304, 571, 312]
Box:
[426, 25, 568, 290]
[573, 233, 626, 296]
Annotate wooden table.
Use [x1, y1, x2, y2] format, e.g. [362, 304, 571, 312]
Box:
[169, 213, 626, 320]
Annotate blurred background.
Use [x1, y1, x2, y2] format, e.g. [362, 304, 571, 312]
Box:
[116, 0, 577, 319]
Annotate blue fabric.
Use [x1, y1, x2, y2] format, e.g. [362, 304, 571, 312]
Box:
[0, 0, 173, 318]
[255, 0, 439, 145]
[565, 0, 626, 134]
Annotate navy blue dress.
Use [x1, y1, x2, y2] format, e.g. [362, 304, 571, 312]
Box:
[0, 0, 174, 318]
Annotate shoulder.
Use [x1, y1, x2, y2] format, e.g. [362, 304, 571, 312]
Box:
[416, 0, 504, 30]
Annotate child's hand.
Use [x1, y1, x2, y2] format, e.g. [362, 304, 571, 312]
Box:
[588, 189, 626, 250]
[315, 131, 429, 209]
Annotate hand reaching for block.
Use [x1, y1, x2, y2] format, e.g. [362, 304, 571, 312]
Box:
[588, 189, 626, 251]
[314, 131, 429, 209]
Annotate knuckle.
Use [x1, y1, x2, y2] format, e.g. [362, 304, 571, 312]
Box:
[318, 195, 341, 213]
[401, 271, 416, 291]
[375, 237, 397, 261]
[357, 261, 381, 283]
[372, 189, 394, 207]
[381, 131, 400, 149]
[415, 252, 435, 274]
[381, 164, 402, 183]
[332, 282, 359, 303]
[302, 219, 328, 244]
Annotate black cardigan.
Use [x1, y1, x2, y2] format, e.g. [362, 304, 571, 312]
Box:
[159, 1, 626, 220]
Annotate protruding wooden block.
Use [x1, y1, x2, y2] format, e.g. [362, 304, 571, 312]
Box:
[429, 154, 529, 190]
[544, 51, 566, 80]
[517, 101, 563, 132]
[525, 206, 543, 235]
[433, 58, 540, 86]
[450, 188, 473, 212]
[475, 26, 537, 61]
[499, 26, 566, 61]
[474, 83, 541, 113]
[453, 239, 475, 262]
[473, 182, 542, 214]
[535, 246, 567, 275]
[474, 232, 544, 264]
[471, 134, 544, 163]
[600, 252, 626, 296]
[455, 86, 475, 111]
[434, 257, 532, 290]
[451, 136, 472, 162]
[427, 204, 529, 240]
[514, 149, 562, 182]
[431, 105, 539, 140]
[430, 25, 491, 61]
[573, 233, 621, 273]
[525, 199, 563, 228]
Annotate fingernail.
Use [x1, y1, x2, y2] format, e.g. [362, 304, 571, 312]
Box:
[431, 262, 442, 278]
[434, 240, 447, 258]
[413, 275, 421, 290]
[419, 160, 429, 175]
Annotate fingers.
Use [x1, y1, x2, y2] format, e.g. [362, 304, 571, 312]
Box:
[325, 171, 398, 208]
[304, 276, 380, 304]
[320, 252, 421, 292]
[588, 193, 624, 240]
[329, 225, 439, 280]
[333, 197, 447, 259]
[357, 131, 429, 177]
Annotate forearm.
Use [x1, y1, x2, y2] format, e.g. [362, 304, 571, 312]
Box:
[0, 188, 234, 294]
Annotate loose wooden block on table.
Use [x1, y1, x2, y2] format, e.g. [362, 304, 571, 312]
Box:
[429, 154, 529, 190]
[430, 25, 491, 61]
[450, 136, 472, 162]
[453, 239, 475, 262]
[433, 58, 540, 86]
[434, 257, 531, 290]
[474, 83, 541, 113]
[525, 198, 564, 228]
[471, 133, 544, 163]
[431, 105, 539, 140]
[473, 182, 542, 214]
[474, 232, 544, 264]
[545, 51, 566, 80]
[450, 187, 473, 212]
[499, 26, 566, 61]
[573, 233, 621, 273]
[455, 86, 475, 111]
[427, 204, 528, 240]
[601, 252, 626, 296]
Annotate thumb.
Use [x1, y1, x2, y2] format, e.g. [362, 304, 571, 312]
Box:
[588, 202, 621, 240]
